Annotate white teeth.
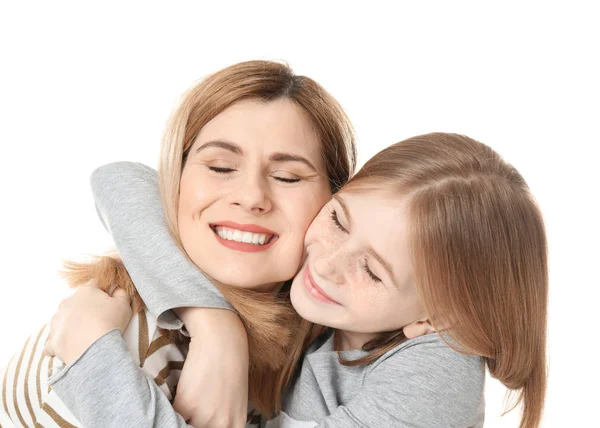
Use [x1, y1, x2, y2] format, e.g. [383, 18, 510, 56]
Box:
[233, 230, 243, 241]
[214, 226, 273, 246]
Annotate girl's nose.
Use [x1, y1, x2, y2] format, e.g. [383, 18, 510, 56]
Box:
[313, 248, 346, 285]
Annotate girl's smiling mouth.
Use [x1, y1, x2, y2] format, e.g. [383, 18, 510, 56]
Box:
[304, 264, 341, 305]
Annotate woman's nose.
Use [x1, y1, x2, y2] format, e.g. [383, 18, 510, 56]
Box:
[229, 174, 272, 214]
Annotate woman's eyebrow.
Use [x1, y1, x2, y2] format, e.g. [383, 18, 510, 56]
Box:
[195, 142, 317, 172]
[196, 140, 242, 155]
[270, 153, 317, 172]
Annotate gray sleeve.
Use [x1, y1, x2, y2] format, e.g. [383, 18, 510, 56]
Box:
[317, 342, 485, 428]
[49, 329, 191, 428]
[90, 162, 233, 329]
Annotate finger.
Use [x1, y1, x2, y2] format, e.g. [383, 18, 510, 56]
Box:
[111, 288, 133, 305]
[172, 396, 194, 422]
[43, 334, 55, 357]
[80, 278, 99, 289]
[43, 315, 58, 357]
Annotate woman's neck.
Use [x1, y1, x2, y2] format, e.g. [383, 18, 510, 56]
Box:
[334, 329, 377, 351]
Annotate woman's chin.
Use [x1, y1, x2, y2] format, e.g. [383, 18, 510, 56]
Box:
[207, 271, 283, 293]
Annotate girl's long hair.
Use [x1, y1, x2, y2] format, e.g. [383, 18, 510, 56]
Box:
[303, 133, 546, 428]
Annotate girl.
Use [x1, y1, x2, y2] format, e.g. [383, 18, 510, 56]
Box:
[47, 133, 547, 427]
[0, 59, 356, 427]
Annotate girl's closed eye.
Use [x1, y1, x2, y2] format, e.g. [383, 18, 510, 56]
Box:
[362, 260, 382, 283]
[330, 209, 347, 233]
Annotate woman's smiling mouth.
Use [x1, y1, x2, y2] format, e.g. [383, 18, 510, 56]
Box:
[210, 221, 278, 252]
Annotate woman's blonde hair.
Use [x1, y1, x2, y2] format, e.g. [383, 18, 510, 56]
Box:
[63, 60, 356, 416]
[289, 133, 547, 427]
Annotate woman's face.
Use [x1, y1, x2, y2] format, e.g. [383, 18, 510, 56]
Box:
[178, 98, 331, 291]
[291, 189, 427, 342]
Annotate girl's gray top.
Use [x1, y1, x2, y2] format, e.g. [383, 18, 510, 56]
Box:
[49, 162, 486, 427]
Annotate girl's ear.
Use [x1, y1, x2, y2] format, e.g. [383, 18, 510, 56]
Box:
[403, 318, 436, 339]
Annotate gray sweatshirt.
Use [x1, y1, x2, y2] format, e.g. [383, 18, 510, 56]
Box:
[49, 162, 486, 427]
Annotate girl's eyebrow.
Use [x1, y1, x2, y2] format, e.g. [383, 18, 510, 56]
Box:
[333, 195, 353, 226]
[367, 247, 397, 288]
[334, 195, 398, 287]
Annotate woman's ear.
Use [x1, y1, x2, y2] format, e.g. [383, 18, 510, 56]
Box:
[403, 318, 436, 339]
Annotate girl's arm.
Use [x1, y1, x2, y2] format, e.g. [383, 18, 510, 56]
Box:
[86, 161, 249, 426]
[48, 285, 252, 428]
[89, 161, 233, 327]
[49, 330, 192, 428]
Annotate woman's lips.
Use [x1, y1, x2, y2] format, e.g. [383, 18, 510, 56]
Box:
[210, 220, 277, 235]
[304, 265, 340, 305]
[210, 220, 279, 253]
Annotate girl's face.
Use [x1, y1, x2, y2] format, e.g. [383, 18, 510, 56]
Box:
[291, 189, 427, 345]
[178, 98, 331, 291]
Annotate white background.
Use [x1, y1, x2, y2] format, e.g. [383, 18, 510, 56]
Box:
[0, 1, 598, 426]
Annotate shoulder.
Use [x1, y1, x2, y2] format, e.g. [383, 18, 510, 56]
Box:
[365, 334, 485, 421]
[373, 333, 483, 374]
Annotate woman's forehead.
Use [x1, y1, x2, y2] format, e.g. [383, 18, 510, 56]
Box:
[191, 98, 326, 171]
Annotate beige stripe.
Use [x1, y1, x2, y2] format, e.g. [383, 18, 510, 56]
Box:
[137, 310, 149, 367]
[42, 402, 78, 428]
[154, 361, 184, 386]
[47, 357, 54, 394]
[2, 355, 15, 416]
[35, 331, 47, 407]
[144, 334, 173, 361]
[24, 327, 46, 425]
[12, 336, 30, 427]
[167, 382, 176, 402]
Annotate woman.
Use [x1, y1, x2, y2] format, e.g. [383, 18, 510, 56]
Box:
[48, 134, 546, 427]
[0, 59, 356, 427]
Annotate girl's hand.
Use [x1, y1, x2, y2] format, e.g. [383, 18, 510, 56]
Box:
[173, 307, 249, 428]
[44, 280, 133, 365]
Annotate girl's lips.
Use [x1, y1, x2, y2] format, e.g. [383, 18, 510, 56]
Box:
[304, 265, 341, 305]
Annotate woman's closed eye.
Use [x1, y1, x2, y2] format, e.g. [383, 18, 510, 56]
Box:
[209, 166, 236, 174]
[208, 166, 301, 183]
[271, 174, 301, 183]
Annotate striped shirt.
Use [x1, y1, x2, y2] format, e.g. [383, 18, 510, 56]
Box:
[0, 308, 186, 428]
